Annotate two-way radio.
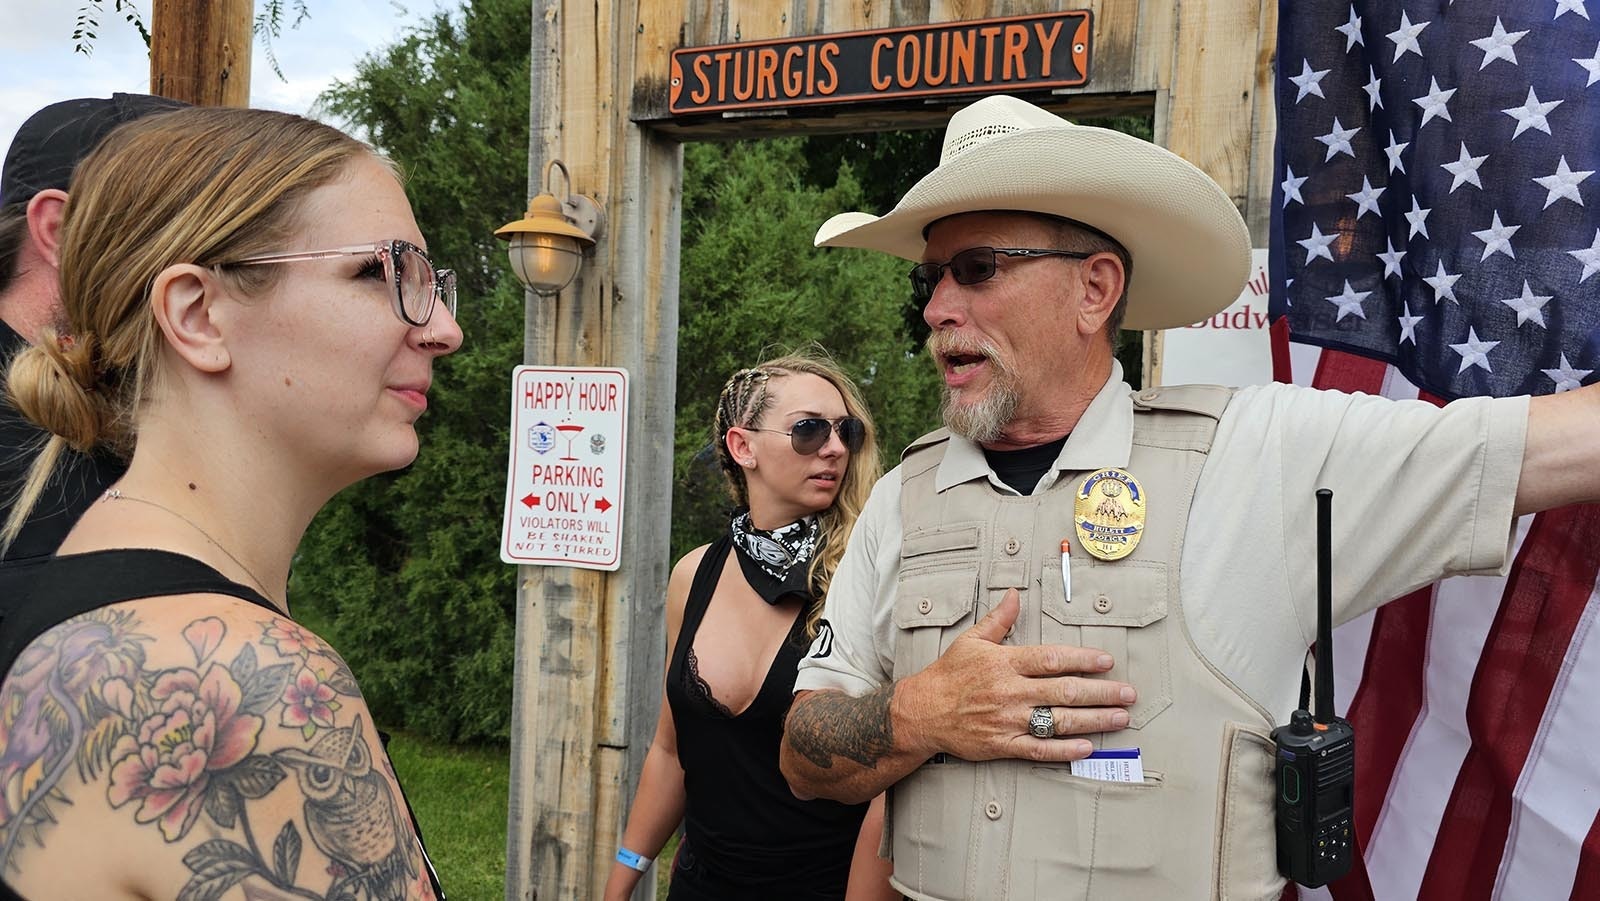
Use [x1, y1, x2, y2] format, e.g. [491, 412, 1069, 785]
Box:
[1271, 488, 1356, 887]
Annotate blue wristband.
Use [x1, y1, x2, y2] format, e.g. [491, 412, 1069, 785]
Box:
[616, 847, 652, 871]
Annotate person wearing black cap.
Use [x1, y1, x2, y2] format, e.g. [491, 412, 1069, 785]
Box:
[0, 94, 186, 562]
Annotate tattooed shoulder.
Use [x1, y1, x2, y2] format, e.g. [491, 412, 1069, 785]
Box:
[0, 598, 435, 901]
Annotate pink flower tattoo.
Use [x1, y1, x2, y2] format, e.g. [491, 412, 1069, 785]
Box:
[106, 664, 263, 841]
[280, 667, 341, 739]
[260, 620, 320, 658]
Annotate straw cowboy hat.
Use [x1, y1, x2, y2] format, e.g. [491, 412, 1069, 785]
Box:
[814, 94, 1251, 331]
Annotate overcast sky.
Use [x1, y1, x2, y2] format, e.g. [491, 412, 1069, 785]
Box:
[0, 0, 438, 159]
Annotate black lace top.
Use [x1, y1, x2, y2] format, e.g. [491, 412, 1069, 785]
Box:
[663, 535, 868, 899]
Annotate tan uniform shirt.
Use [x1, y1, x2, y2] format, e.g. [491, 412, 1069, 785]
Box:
[794, 362, 1528, 898]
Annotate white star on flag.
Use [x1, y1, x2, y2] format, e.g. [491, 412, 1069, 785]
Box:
[1316, 117, 1361, 160]
[1405, 196, 1432, 239]
[1282, 166, 1308, 207]
[1335, 7, 1365, 51]
[1442, 143, 1489, 192]
[1290, 59, 1332, 103]
[1363, 66, 1384, 110]
[1449, 327, 1500, 372]
[1575, 42, 1600, 86]
[1387, 11, 1429, 61]
[1500, 281, 1553, 327]
[1503, 87, 1562, 139]
[1347, 176, 1386, 217]
[1424, 260, 1462, 303]
[1397, 301, 1425, 344]
[1569, 229, 1600, 282]
[1470, 18, 1528, 69]
[1542, 354, 1594, 392]
[1377, 236, 1407, 278]
[1472, 211, 1520, 260]
[1414, 77, 1456, 127]
[1534, 156, 1594, 208]
[1298, 222, 1338, 263]
[1326, 280, 1371, 321]
[1556, 0, 1591, 22]
[1385, 131, 1409, 173]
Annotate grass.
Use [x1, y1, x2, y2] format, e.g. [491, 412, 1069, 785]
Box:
[657, 832, 680, 901]
[383, 731, 510, 900]
[381, 731, 684, 900]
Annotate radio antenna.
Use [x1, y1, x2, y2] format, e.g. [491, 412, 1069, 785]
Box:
[1315, 488, 1335, 724]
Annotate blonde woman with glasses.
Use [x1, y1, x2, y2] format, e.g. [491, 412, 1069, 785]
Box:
[0, 106, 457, 900]
[605, 351, 895, 900]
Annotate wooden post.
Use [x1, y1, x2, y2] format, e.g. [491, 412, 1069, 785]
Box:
[505, 1, 679, 898]
[1147, 0, 1277, 386]
[149, 0, 253, 106]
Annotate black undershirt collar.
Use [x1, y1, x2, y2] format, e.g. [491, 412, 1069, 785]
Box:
[982, 435, 1068, 496]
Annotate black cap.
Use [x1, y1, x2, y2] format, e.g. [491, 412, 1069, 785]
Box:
[1, 93, 189, 207]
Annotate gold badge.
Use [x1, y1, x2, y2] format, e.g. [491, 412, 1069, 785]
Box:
[1074, 469, 1146, 560]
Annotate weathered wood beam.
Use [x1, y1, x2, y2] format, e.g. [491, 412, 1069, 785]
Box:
[149, 0, 253, 106]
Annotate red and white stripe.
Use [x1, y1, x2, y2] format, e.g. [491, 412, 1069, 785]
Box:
[1271, 321, 1600, 901]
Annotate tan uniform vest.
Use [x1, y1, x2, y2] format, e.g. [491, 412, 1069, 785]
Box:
[888, 386, 1284, 901]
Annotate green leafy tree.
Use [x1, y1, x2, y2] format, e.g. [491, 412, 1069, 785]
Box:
[293, 0, 529, 742]
[671, 137, 944, 559]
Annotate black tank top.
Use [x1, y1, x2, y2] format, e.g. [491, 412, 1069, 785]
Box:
[0, 549, 445, 901]
[664, 535, 867, 900]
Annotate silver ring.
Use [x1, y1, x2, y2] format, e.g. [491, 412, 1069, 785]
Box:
[1029, 705, 1054, 739]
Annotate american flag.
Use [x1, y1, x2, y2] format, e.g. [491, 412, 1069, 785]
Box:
[1268, 3, 1600, 900]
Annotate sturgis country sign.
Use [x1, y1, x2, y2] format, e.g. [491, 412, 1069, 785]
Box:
[669, 11, 1092, 116]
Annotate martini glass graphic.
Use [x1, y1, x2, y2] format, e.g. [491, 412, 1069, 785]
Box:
[556, 423, 585, 461]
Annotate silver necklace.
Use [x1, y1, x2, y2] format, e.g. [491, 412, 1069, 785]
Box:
[101, 488, 278, 604]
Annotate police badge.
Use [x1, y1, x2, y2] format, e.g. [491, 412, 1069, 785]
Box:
[1074, 468, 1146, 560]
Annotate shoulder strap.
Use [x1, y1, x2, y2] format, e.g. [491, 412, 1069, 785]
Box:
[1130, 383, 1235, 418]
[901, 426, 951, 462]
[900, 428, 951, 487]
[1129, 384, 1234, 453]
[0, 549, 278, 681]
[678, 534, 733, 642]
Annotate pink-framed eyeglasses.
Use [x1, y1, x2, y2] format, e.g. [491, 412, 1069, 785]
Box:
[224, 239, 456, 327]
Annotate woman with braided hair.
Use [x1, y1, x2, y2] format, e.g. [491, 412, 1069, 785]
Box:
[604, 350, 894, 900]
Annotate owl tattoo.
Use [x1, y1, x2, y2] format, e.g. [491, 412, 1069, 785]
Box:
[275, 717, 417, 900]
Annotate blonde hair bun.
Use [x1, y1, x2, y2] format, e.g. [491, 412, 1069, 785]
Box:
[5, 330, 107, 452]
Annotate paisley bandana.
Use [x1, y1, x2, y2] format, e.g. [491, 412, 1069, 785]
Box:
[729, 508, 821, 605]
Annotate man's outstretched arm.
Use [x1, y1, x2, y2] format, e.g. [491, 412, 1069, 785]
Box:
[781, 589, 1135, 804]
[1519, 386, 1600, 516]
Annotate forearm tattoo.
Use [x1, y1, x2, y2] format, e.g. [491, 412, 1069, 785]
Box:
[0, 610, 432, 900]
[787, 684, 896, 770]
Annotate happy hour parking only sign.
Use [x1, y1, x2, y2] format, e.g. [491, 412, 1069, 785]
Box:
[500, 366, 628, 570]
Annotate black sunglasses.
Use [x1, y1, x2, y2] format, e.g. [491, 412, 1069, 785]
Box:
[750, 416, 866, 455]
[909, 246, 1093, 305]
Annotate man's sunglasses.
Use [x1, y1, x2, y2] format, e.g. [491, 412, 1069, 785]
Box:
[749, 416, 866, 455]
[909, 246, 1093, 305]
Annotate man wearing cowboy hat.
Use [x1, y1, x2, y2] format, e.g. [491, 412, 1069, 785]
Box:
[780, 94, 1599, 899]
